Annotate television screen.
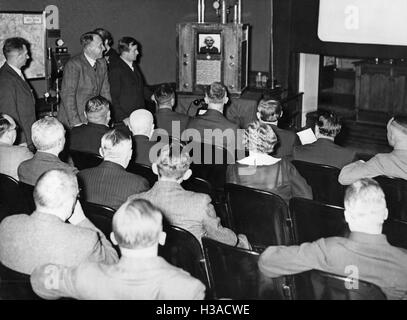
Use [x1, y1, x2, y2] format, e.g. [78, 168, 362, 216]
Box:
[197, 33, 221, 55]
[318, 0, 407, 46]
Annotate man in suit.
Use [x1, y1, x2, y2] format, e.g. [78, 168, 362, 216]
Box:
[58, 32, 111, 128]
[0, 114, 33, 180]
[153, 83, 190, 139]
[0, 37, 36, 149]
[128, 109, 156, 166]
[0, 169, 118, 275]
[258, 178, 407, 300]
[93, 28, 120, 67]
[30, 198, 205, 300]
[199, 36, 219, 54]
[186, 82, 240, 154]
[69, 96, 111, 155]
[78, 129, 149, 210]
[256, 99, 300, 159]
[129, 143, 250, 249]
[293, 111, 357, 169]
[108, 37, 146, 124]
[339, 115, 407, 185]
[18, 117, 78, 186]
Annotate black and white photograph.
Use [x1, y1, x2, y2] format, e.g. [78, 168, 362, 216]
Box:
[198, 33, 221, 55]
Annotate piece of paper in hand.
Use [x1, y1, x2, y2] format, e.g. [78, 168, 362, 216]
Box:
[297, 128, 317, 145]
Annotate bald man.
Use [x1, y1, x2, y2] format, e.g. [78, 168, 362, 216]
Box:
[339, 116, 407, 185]
[0, 113, 33, 180]
[127, 109, 156, 166]
[0, 169, 118, 275]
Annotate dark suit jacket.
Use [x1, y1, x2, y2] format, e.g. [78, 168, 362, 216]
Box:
[155, 108, 190, 139]
[270, 124, 300, 159]
[108, 58, 145, 122]
[18, 151, 78, 186]
[58, 53, 111, 128]
[104, 48, 120, 68]
[186, 109, 240, 151]
[69, 122, 110, 155]
[293, 138, 357, 169]
[0, 62, 36, 146]
[78, 161, 149, 210]
[131, 135, 157, 167]
[199, 46, 219, 54]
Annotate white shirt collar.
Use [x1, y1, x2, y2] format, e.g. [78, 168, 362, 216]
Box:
[84, 53, 96, 67]
[237, 151, 281, 166]
[121, 57, 134, 71]
[8, 62, 24, 79]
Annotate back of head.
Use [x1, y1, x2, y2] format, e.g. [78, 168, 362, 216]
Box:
[31, 116, 65, 152]
[205, 82, 227, 105]
[387, 115, 407, 147]
[344, 178, 388, 233]
[0, 113, 17, 143]
[33, 169, 78, 217]
[112, 198, 162, 249]
[153, 84, 175, 107]
[316, 110, 341, 138]
[244, 121, 278, 154]
[100, 129, 132, 163]
[155, 143, 191, 179]
[93, 28, 113, 47]
[2, 37, 29, 60]
[118, 36, 138, 55]
[80, 32, 99, 49]
[129, 109, 154, 136]
[257, 99, 282, 123]
[85, 95, 110, 124]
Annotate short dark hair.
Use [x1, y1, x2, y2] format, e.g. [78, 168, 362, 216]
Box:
[93, 28, 113, 47]
[2, 37, 30, 59]
[154, 84, 175, 106]
[118, 37, 138, 55]
[80, 32, 100, 48]
[85, 96, 110, 114]
[257, 99, 282, 123]
[317, 110, 341, 137]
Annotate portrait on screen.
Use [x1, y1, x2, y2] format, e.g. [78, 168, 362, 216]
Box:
[198, 33, 221, 55]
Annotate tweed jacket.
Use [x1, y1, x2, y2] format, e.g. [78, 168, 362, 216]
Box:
[31, 256, 205, 300]
[18, 151, 78, 186]
[0, 142, 33, 180]
[128, 180, 239, 246]
[78, 161, 149, 210]
[58, 53, 111, 128]
[0, 211, 118, 275]
[0, 62, 36, 146]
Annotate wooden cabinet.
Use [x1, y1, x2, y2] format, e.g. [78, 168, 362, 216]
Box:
[355, 62, 407, 122]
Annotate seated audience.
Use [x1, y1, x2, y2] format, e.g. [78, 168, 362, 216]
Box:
[293, 111, 357, 169]
[70, 96, 111, 155]
[186, 82, 240, 153]
[256, 99, 300, 158]
[226, 121, 312, 203]
[153, 83, 190, 139]
[30, 198, 206, 300]
[18, 117, 78, 185]
[129, 143, 250, 248]
[258, 178, 407, 300]
[78, 129, 149, 210]
[128, 109, 156, 166]
[0, 113, 33, 180]
[0, 169, 118, 275]
[339, 115, 407, 185]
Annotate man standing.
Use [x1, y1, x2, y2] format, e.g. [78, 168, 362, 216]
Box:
[93, 28, 120, 67]
[108, 37, 146, 124]
[0, 37, 36, 149]
[58, 32, 111, 128]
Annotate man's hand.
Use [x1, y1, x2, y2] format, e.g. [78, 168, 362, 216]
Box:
[68, 201, 87, 225]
